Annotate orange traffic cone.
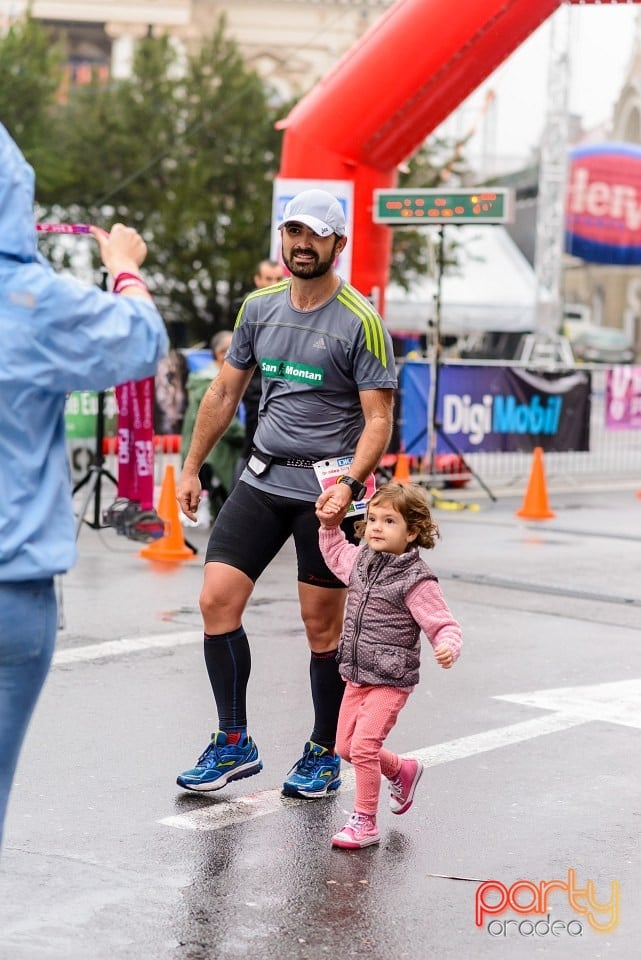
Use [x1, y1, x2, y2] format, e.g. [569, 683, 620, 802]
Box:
[516, 447, 555, 520]
[393, 453, 411, 483]
[140, 464, 196, 562]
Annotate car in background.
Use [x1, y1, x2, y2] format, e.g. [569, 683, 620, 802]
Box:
[571, 326, 635, 365]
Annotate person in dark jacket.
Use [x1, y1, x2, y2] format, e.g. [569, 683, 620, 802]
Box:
[232, 259, 285, 483]
[181, 330, 245, 522]
[317, 482, 462, 850]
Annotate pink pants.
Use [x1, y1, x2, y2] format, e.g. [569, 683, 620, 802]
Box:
[336, 680, 413, 817]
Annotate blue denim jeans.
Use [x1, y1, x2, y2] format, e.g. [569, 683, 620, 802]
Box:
[0, 579, 57, 848]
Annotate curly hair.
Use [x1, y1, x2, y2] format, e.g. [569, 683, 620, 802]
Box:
[354, 482, 440, 549]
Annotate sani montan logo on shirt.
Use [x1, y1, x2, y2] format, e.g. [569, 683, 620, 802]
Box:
[261, 358, 325, 384]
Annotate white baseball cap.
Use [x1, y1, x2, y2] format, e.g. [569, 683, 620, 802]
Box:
[278, 189, 346, 238]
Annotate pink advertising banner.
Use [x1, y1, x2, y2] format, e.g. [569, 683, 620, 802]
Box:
[605, 366, 641, 430]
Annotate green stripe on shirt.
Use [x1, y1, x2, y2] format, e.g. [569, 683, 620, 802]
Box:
[234, 280, 290, 328]
[337, 284, 387, 366]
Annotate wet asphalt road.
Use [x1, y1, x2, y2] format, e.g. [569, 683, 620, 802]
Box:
[0, 481, 640, 959]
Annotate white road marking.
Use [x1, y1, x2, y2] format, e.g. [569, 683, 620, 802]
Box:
[158, 711, 586, 832]
[161, 677, 641, 831]
[161, 789, 289, 831]
[53, 631, 200, 666]
[497, 678, 641, 729]
[406, 711, 587, 765]
[58, 634, 634, 836]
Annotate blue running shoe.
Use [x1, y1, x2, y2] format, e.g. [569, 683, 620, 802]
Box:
[282, 741, 341, 798]
[177, 731, 262, 792]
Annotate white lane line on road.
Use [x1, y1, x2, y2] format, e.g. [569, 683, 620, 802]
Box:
[408, 712, 586, 765]
[161, 789, 289, 831]
[159, 712, 585, 832]
[53, 630, 201, 666]
[497, 678, 641, 729]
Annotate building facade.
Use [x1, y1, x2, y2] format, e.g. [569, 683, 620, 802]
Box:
[10, 1, 392, 97]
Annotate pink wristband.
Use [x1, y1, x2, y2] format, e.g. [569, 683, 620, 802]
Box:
[113, 271, 143, 287]
[114, 278, 148, 294]
[113, 271, 149, 295]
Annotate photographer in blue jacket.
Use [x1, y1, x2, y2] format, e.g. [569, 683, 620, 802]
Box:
[0, 122, 169, 849]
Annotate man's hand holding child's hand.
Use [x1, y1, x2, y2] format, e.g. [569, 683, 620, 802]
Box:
[315, 487, 351, 529]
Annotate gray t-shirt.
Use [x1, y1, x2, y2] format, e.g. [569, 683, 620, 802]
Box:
[227, 278, 397, 501]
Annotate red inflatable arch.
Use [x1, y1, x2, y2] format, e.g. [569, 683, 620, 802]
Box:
[277, 0, 639, 313]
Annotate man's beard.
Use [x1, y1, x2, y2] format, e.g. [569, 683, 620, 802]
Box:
[282, 237, 340, 279]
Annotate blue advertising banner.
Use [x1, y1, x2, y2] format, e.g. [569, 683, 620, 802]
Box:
[400, 364, 591, 454]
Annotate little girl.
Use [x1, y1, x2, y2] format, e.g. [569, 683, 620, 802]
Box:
[316, 481, 462, 850]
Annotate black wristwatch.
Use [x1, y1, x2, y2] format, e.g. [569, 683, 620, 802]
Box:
[337, 475, 368, 501]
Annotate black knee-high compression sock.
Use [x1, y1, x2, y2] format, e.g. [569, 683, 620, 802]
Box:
[309, 650, 345, 750]
[203, 627, 251, 734]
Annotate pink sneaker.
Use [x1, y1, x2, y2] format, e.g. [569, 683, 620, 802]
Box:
[331, 812, 380, 849]
[388, 758, 424, 815]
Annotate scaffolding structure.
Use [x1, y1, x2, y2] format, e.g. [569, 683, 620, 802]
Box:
[521, 1, 575, 365]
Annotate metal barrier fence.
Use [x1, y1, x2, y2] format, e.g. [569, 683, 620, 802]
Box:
[73, 361, 641, 504]
[397, 360, 641, 493]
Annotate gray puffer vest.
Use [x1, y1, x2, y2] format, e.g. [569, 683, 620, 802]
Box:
[337, 546, 437, 687]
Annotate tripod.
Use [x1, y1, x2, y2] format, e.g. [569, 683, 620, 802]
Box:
[71, 270, 119, 538]
[433, 418, 496, 502]
[72, 388, 118, 539]
[424, 225, 496, 503]
[404, 414, 496, 502]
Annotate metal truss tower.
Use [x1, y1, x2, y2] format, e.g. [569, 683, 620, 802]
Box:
[527, 2, 575, 363]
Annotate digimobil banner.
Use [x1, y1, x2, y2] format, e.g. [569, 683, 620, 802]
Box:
[605, 365, 641, 429]
[566, 143, 641, 265]
[400, 364, 591, 454]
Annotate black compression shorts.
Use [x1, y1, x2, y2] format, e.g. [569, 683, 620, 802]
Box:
[205, 480, 359, 587]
